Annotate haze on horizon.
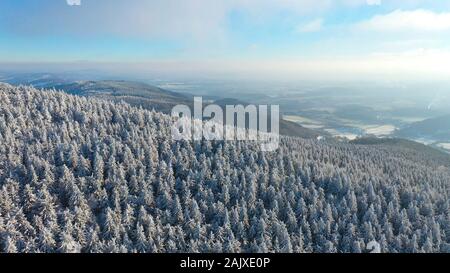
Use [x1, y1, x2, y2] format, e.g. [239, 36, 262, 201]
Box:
[2, 0, 450, 82]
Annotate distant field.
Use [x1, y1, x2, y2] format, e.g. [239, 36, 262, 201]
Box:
[283, 115, 322, 125]
[391, 116, 428, 123]
[301, 124, 325, 129]
[436, 143, 450, 152]
[438, 143, 450, 149]
[363, 125, 396, 136]
[324, 129, 359, 140]
[283, 114, 398, 140]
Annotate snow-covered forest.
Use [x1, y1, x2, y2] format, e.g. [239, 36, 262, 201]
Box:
[0, 83, 448, 253]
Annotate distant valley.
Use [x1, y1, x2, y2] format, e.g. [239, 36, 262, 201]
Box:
[2, 72, 450, 153]
[0, 73, 321, 140]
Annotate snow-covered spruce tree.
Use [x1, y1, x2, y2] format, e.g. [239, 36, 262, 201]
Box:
[0, 83, 449, 253]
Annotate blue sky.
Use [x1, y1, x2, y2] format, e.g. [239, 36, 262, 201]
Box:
[2, 0, 450, 81]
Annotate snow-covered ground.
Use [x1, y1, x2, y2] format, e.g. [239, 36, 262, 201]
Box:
[364, 125, 396, 136]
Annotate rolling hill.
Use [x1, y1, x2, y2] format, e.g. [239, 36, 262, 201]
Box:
[396, 115, 450, 142]
[49, 80, 193, 114]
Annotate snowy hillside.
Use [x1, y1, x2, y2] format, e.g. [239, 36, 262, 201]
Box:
[0, 84, 448, 253]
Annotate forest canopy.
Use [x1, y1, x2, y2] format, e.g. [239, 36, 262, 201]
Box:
[0, 83, 448, 253]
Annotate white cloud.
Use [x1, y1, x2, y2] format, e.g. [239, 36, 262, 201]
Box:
[4, 0, 395, 40]
[366, 0, 381, 6]
[357, 9, 450, 32]
[3, 1, 443, 43]
[9, 0, 230, 42]
[295, 19, 323, 33]
[66, 0, 81, 6]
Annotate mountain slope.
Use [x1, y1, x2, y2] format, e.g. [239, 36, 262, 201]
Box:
[50, 80, 193, 113]
[0, 83, 449, 253]
[34, 79, 324, 139]
[396, 114, 450, 141]
[350, 137, 450, 168]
